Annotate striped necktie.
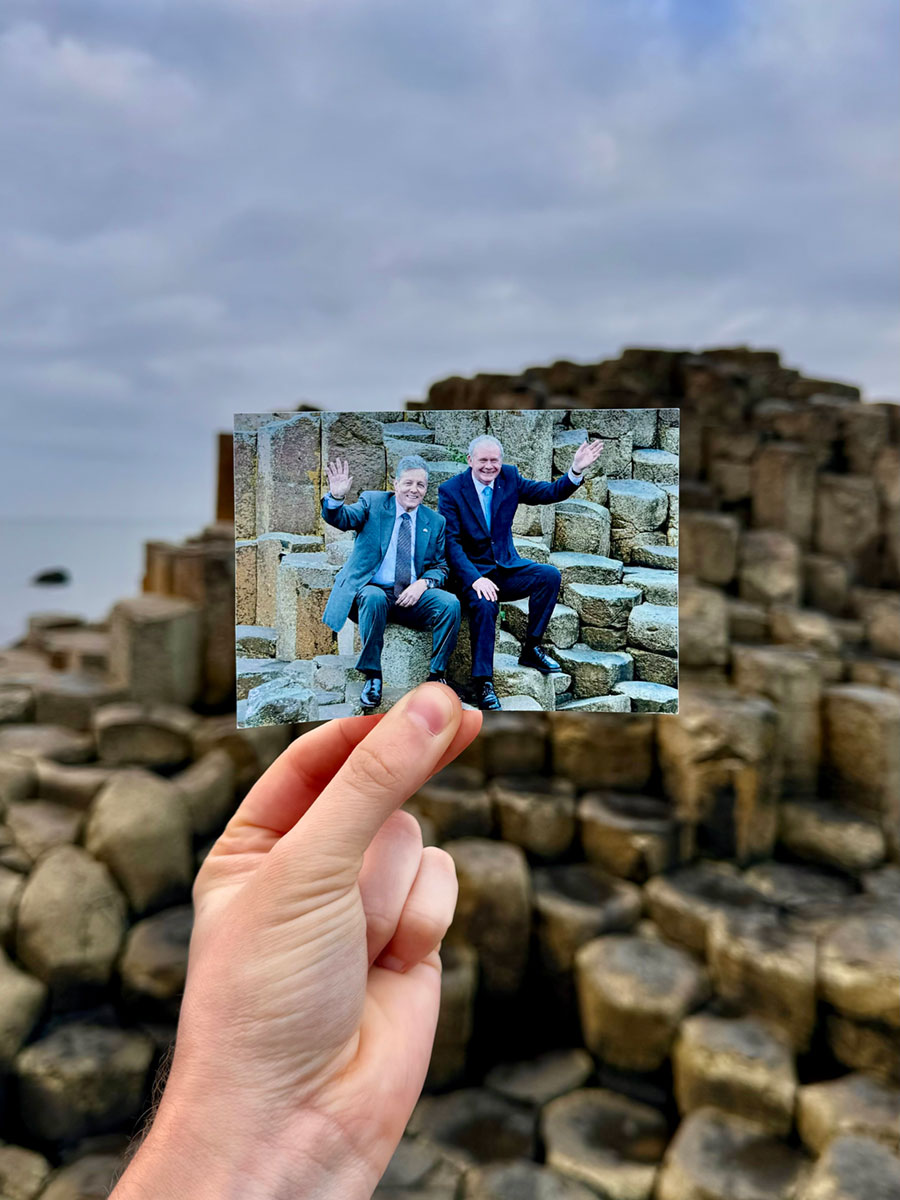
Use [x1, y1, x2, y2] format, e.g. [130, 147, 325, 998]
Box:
[394, 512, 412, 598]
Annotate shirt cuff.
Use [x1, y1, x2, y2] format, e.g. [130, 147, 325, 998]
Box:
[323, 493, 344, 507]
[567, 467, 584, 484]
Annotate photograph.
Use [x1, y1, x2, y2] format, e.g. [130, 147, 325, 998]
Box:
[234, 408, 679, 724]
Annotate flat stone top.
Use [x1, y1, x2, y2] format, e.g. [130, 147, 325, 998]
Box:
[550, 552, 623, 570]
[381, 421, 433, 440]
[280, 551, 331, 569]
[553, 427, 590, 445]
[632, 448, 678, 464]
[112, 594, 198, 619]
[825, 683, 900, 713]
[557, 645, 633, 666]
[679, 1013, 792, 1065]
[629, 603, 678, 624]
[257, 532, 323, 547]
[614, 681, 679, 701]
[607, 478, 667, 500]
[235, 625, 277, 640]
[623, 567, 678, 586]
[567, 584, 643, 600]
[556, 498, 610, 516]
[578, 933, 704, 997]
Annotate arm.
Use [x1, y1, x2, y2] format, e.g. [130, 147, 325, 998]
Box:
[515, 467, 581, 506]
[437, 485, 481, 588]
[321, 491, 371, 532]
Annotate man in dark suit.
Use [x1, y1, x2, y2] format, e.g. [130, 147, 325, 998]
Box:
[438, 434, 604, 710]
[322, 454, 461, 710]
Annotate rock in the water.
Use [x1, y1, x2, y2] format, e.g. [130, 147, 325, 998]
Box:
[84, 769, 193, 914]
[15, 1023, 155, 1141]
[16, 845, 126, 998]
[575, 934, 708, 1071]
[31, 568, 70, 585]
[542, 1087, 667, 1200]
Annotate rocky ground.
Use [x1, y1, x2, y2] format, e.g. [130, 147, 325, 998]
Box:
[0, 345, 898, 1198]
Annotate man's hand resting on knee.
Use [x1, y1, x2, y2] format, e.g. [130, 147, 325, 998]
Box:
[112, 684, 482, 1200]
[471, 576, 499, 602]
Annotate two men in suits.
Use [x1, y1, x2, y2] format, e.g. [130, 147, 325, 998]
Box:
[438, 434, 604, 709]
[321, 454, 461, 709]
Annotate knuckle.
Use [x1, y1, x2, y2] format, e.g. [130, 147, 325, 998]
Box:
[346, 739, 407, 795]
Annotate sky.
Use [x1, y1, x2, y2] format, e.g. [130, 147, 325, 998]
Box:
[0, 0, 897, 521]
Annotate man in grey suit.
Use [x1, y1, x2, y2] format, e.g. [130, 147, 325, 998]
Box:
[321, 454, 461, 710]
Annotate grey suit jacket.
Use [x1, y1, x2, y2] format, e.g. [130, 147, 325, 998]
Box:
[321, 491, 449, 631]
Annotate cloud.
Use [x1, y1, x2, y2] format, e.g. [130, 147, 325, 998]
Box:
[0, 0, 896, 519]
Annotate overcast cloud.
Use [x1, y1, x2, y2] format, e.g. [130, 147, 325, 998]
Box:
[0, 0, 897, 520]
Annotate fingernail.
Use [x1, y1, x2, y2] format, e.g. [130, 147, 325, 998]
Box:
[407, 684, 454, 736]
[378, 954, 407, 973]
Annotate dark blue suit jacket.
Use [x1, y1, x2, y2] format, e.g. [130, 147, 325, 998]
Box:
[438, 465, 580, 588]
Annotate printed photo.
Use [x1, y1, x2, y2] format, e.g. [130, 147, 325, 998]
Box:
[234, 409, 679, 724]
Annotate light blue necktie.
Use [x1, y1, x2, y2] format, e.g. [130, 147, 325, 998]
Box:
[482, 485, 492, 530]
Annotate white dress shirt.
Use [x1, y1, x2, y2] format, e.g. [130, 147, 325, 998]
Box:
[324, 493, 417, 587]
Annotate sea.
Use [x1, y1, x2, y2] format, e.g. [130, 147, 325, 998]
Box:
[0, 515, 206, 649]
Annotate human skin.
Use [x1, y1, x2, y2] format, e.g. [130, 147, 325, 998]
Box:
[112, 683, 481, 1200]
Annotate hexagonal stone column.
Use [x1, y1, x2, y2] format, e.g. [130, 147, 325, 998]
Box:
[552, 713, 655, 790]
[445, 838, 531, 996]
[407, 1088, 535, 1168]
[108, 594, 201, 706]
[256, 413, 321, 536]
[739, 529, 802, 605]
[673, 1013, 796, 1134]
[824, 685, 900, 857]
[542, 1088, 668, 1200]
[656, 1109, 810, 1200]
[575, 934, 708, 1071]
[579, 791, 677, 881]
[708, 910, 818, 1049]
[462, 1161, 597, 1200]
[413, 765, 492, 841]
[798, 1134, 900, 1200]
[818, 910, 900, 1029]
[554, 500, 612, 557]
[797, 1073, 900, 1155]
[491, 776, 576, 859]
[533, 864, 641, 975]
[275, 552, 339, 661]
[644, 861, 768, 955]
[427, 942, 478, 1089]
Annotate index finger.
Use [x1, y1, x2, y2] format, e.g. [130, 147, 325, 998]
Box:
[281, 683, 475, 872]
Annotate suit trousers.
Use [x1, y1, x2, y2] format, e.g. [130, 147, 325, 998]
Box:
[464, 560, 562, 677]
[351, 584, 461, 675]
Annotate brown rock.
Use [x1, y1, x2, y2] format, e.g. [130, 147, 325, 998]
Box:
[656, 1108, 810, 1200]
[16, 845, 126, 997]
[446, 839, 531, 995]
[257, 413, 321, 534]
[680, 512, 739, 584]
[462, 1161, 597, 1200]
[0, 949, 46, 1067]
[575, 934, 708, 1071]
[815, 475, 880, 563]
[818, 911, 900, 1028]
[108, 594, 201, 706]
[32, 760, 115, 809]
[491, 776, 576, 859]
[38, 1153, 123, 1200]
[486, 1049, 593, 1108]
[751, 442, 817, 545]
[645, 864, 767, 959]
[739, 530, 802, 605]
[6, 800, 82, 862]
[708, 910, 818, 1049]
[413, 766, 492, 841]
[171, 748, 237, 838]
[84, 769, 193, 914]
[797, 1073, 900, 1155]
[93, 702, 197, 769]
[804, 554, 851, 617]
[427, 942, 477, 1089]
[542, 1088, 667, 1199]
[552, 714, 655, 790]
[15, 1023, 155, 1141]
[679, 582, 728, 669]
[0, 1145, 51, 1200]
[533, 865, 642, 974]
[408, 1089, 535, 1167]
[0, 724, 93, 765]
[823, 685, 900, 855]
[0, 752, 36, 807]
[779, 799, 885, 874]
[673, 1013, 796, 1134]
[797, 1134, 900, 1200]
[33, 673, 125, 732]
[827, 1015, 900, 1084]
[120, 904, 192, 1016]
[578, 791, 677, 881]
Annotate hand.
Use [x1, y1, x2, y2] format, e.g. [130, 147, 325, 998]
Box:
[572, 438, 604, 474]
[325, 457, 353, 500]
[113, 685, 482, 1200]
[395, 579, 428, 607]
[471, 576, 499, 602]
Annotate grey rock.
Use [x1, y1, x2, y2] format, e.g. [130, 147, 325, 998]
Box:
[612, 681, 678, 713]
[622, 567, 678, 605]
[549, 551, 623, 587]
[632, 447, 678, 485]
[627, 603, 678, 653]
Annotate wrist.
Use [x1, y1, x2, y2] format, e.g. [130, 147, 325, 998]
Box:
[114, 1079, 375, 1200]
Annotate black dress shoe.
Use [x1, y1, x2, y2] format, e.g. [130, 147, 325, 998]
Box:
[478, 680, 503, 710]
[518, 644, 561, 673]
[427, 673, 448, 685]
[360, 676, 383, 708]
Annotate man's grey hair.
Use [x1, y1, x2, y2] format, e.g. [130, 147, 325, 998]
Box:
[467, 434, 504, 458]
[395, 454, 430, 479]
